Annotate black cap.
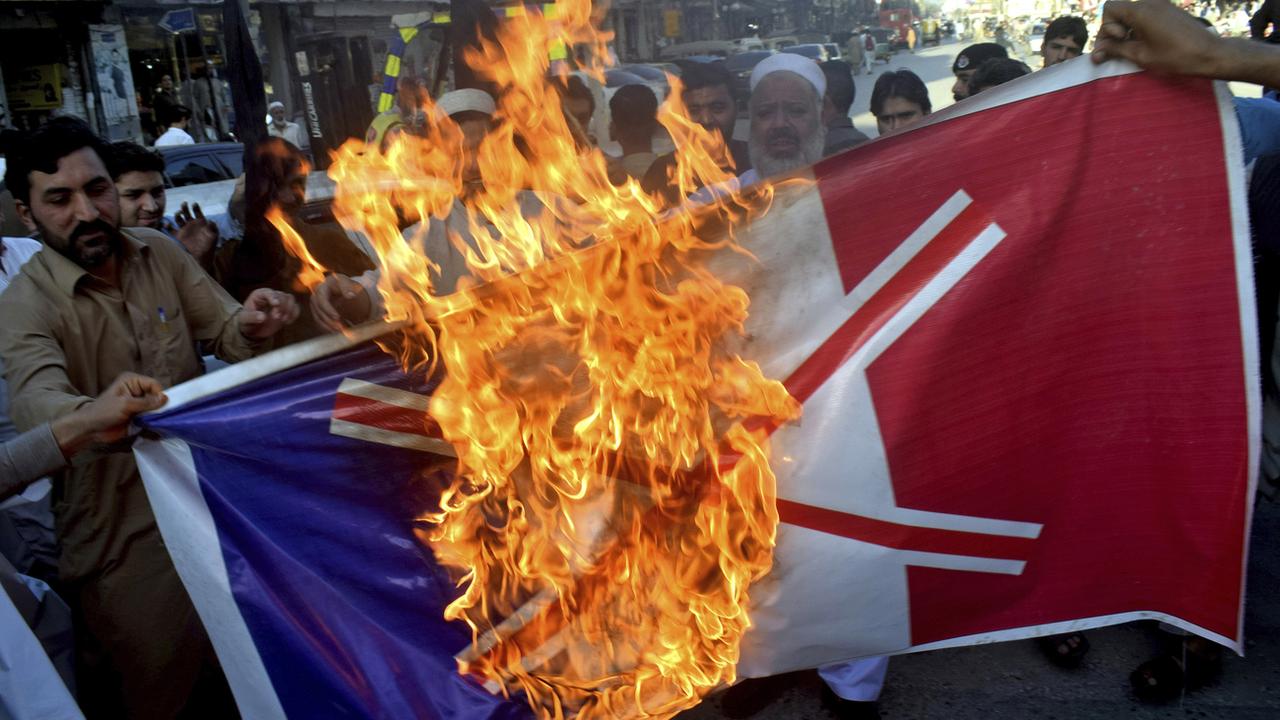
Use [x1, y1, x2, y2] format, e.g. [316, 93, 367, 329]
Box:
[953, 43, 1008, 73]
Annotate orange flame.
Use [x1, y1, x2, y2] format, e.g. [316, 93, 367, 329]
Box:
[266, 206, 327, 292]
[275, 1, 800, 716]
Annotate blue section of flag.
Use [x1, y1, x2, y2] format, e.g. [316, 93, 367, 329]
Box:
[140, 344, 528, 720]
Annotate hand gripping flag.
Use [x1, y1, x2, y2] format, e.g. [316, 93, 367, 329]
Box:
[134, 59, 1257, 717]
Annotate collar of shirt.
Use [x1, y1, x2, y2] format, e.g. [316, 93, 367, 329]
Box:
[38, 231, 151, 297]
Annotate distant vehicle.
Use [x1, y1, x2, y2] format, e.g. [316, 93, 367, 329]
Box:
[658, 40, 735, 60]
[618, 64, 670, 103]
[920, 18, 942, 46]
[724, 50, 775, 103]
[941, 19, 956, 36]
[880, 2, 918, 50]
[604, 69, 647, 88]
[780, 44, 829, 62]
[164, 170, 338, 242]
[158, 142, 244, 188]
[764, 35, 800, 51]
[731, 37, 766, 52]
[678, 55, 723, 64]
[822, 43, 842, 61]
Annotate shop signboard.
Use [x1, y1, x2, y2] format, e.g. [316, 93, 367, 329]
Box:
[6, 64, 62, 111]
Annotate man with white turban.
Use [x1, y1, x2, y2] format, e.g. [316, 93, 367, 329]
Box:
[266, 100, 307, 148]
[741, 53, 829, 185]
[721, 50, 892, 720]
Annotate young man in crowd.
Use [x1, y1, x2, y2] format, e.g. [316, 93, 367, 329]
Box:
[607, 84, 660, 182]
[1041, 16, 1089, 67]
[106, 141, 219, 266]
[870, 69, 932, 136]
[951, 42, 1009, 101]
[0, 117, 299, 717]
[154, 104, 195, 147]
[821, 60, 871, 156]
[641, 61, 751, 203]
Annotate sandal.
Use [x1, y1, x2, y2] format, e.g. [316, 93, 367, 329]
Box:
[1036, 631, 1090, 668]
[1130, 635, 1222, 703]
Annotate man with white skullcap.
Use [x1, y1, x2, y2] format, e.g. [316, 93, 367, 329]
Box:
[741, 53, 829, 185]
[720, 50, 892, 720]
[266, 100, 307, 148]
[310, 88, 551, 328]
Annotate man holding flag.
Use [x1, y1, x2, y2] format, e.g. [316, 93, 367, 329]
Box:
[0, 117, 299, 718]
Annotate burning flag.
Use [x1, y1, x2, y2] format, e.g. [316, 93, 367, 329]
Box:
[133, 4, 1255, 719]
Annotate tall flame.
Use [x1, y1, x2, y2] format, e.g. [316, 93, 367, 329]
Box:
[279, 1, 801, 716]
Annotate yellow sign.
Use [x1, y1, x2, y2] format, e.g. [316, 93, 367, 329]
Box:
[664, 10, 681, 38]
[6, 64, 62, 111]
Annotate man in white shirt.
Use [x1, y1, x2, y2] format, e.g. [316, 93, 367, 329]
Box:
[267, 101, 307, 149]
[154, 104, 195, 147]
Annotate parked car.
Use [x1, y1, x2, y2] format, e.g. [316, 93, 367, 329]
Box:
[158, 142, 244, 188]
[724, 50, 775, 105]
[658, 40, 735, 60]
[163, 170, 337, 242]
[780, 44, 829, 62]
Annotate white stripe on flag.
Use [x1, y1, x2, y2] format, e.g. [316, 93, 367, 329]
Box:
[134, 437, 288, 720]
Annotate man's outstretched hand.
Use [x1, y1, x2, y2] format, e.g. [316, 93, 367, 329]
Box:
[239, 288, 301, 339]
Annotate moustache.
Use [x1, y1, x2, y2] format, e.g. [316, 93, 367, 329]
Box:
[765, 127, 801, 146]
[71, 219, 118, 243]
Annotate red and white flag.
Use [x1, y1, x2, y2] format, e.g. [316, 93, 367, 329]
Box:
[724, 58, 1256, 673]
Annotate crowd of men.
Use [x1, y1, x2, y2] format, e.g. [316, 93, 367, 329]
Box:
[2, 1, 1280, 717]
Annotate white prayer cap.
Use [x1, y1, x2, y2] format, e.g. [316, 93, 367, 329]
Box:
[267, 101, 285, 111]
[435, 88, 496, 119]
[749, 53, 827, 97]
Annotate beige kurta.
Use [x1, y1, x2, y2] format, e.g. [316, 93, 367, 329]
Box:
[0, 226, 262, 718]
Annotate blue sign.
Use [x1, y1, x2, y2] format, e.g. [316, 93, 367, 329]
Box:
[159, 8, 196, 34]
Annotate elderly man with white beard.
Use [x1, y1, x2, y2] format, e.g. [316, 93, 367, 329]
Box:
[717, 53, 892, 720]
[739, 54, 829, 187]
